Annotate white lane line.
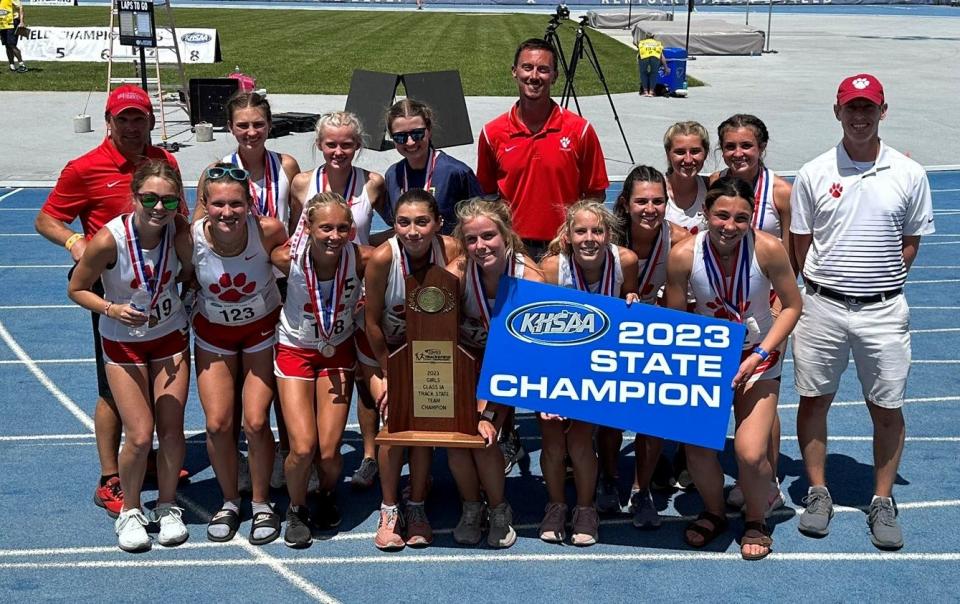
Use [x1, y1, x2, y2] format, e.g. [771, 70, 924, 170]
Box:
[932, 188, 960, 193]
[173, 495, 339, 604]
[779, 395, 960, 410]
[0, 265, 72, 269]
[783, 359, 960, 365]
[907, 278, 960, 284]
[0, 358, 95, 365]
[913, 306, 960, 310]
[0, 319, 338, 603]
[0, 188, 24, 203]
[923, 233, 960, 237]
[0, 305, 77, 310]
[912, 327, 960, 334]
[916, 241, 960, 247]
[911, 265, 960, 269]
[3, 551, 959, 570]
[0, 233, 41, 237]
[0, 541, 230, 558]
[0, 320, 94, 431]
[0, 208, 41, 211]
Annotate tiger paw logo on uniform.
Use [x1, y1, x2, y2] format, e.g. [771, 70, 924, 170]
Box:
[559, 136, 571, 150]
[830, 183, 843, 198]
[852, 77, 872, 90]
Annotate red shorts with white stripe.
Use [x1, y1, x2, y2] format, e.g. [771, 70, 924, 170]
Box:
[101, 329, 189, 366]
[274, 341, 356, 381]
[193, 308, 281, 356]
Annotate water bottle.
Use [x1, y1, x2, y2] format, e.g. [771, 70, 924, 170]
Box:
[128, 285, 151, 338]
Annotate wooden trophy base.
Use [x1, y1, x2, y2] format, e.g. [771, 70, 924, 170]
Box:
[376, 428, 485, 449]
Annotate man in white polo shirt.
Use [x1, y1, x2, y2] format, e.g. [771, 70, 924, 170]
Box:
[790, 74, 934, 550]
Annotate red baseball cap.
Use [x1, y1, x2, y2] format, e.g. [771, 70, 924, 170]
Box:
[106, 84, 153, 116]
[836, 73, 885, 106]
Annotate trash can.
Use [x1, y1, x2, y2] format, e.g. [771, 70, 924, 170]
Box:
[658, 47, 688, 97]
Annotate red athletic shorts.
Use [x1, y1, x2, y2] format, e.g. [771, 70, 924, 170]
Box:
[101, 329, 188, 366]
[193, 308, 281, 355]
[274, 340, 356, 380]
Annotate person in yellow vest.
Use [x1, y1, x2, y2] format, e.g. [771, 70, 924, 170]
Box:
[637, 36, 668, 97]
[0, 0, 26, 73]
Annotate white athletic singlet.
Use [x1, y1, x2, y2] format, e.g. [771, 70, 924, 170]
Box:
[306, 166, 375, 245]
[192, 214, 281, 326]
[633, 221, 671, 303]
[224, 150, 292, 229]
[461, 253, 526, 349]
[721, 166, 782, 238]
[278, 241, 362, 349]
[557, 243, 624, 296]
[381, 236, 446, 349]
[689, 230, 771, 349]
[100, 214, 186, 342]
[665, 176, 707, 233]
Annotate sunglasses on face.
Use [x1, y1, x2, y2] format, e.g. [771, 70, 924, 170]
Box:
[136, 193, 181, 211]
[390, 128, 427, 145]
[205, 166, 250, 182]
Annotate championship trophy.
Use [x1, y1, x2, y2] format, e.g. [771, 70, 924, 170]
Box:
[375, 265, 485, 448]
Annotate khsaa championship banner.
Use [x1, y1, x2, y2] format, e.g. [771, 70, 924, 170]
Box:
[477, 277, 746, 450]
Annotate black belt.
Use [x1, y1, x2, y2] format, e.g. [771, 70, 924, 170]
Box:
[805, 280, 902, 305]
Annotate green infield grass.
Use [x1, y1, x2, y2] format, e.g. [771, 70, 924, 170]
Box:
[4, 7, 701, 95]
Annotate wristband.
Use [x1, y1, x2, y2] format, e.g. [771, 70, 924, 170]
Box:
[752, 346, 770, 362]
[64, 233, 83, 251]
[480, 409, 497, 424]
[103, 301, 113, 317]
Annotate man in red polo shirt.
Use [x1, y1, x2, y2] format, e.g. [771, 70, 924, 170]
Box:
[35, 85, 183, 517]
[477, 37, 609, 260]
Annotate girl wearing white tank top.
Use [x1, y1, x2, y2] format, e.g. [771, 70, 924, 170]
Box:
[607, 166, 692, 527]
[363, 189, 460, 551]
[190, 165, 289, 546]
[290, 111, 388, 247]
[711, 114, 794, 268]
[192, 92, 301, 235]
[68, 161, 193, 552]
[271, 192, 374, 548]
[444, 198, 545, 548]
[663, 121, 711, 234]
[664, 176, 801, 560]
[539, 200, 640, 547]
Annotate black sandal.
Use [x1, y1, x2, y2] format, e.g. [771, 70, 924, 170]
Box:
[207, 508, 241, 543]
[249, 509, 282, 546]
[684, 511, 729, 548]
[740, 520, 773, 561]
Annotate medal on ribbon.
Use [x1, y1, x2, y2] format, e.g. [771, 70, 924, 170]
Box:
[751, 166, 770, 230]
[303, 243, 349, 356]
[231, 151, 279, 218]
[401, 148, 439, 194]
[635, 224, 666, 299]
[469, 251, 518, 330]
[124, 214, 172, 327]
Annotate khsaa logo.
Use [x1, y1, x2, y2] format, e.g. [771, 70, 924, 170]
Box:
[506, 301, 609, 346]
[181, 32, 212, 44]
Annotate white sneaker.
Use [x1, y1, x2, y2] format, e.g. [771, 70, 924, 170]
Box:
[154, 504, 189, 546]
[115, 508, 151, 552]
[238, 453, 252, 494]
[270, 448, 288, 489]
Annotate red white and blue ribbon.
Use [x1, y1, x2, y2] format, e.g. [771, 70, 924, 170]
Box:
[303, 243, 349, 343]
[469, 251, 518, 329]
[702, 231, 753, 323]
[124, 213, 172, 311]
[318, 165, 356, 206]
[401, 148, 439, 194]
[636, 224, 667, 298]
[231, 151, 279, 218]
[571, 246, 615, 296]
[399, 238, 438, 280]
[752, 166, 771, 230]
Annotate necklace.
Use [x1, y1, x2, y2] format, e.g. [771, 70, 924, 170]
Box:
[208, 223, 247, 257]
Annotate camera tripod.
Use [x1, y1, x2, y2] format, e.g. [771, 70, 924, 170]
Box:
[544, 14, 634, 164]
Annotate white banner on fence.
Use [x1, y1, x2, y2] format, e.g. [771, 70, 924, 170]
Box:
[26, 0, 77, 5]
[20, 26, 219, 63]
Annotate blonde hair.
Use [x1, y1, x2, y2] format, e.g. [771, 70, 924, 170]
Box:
[453, 198, 526, 264]
[546, 199, 620, 257]
[314, 111, 365, 150]
[305, 191, 354, 228]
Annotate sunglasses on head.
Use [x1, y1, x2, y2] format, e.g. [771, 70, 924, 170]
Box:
[390, 128, 427, 145]
[205, 166, 250, 182]
[136, 193, 181, 211]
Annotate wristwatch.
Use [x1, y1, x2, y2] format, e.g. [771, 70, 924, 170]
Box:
[480, 409, 497, 424]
